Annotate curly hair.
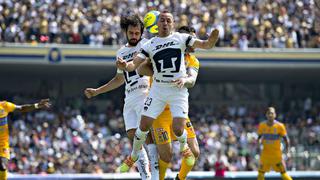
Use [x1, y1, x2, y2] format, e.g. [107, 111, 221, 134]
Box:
[120, 14, 144, 34]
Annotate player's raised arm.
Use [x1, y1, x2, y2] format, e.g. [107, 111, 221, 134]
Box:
[84, 73, 125, 99]
[14, 99, 51, 113]
[192, 29, 219, 49]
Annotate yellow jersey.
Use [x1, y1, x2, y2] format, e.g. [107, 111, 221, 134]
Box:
[0, 101, 16, 158]
[257, 120, 287, 158]
[162, 53, 199, 110]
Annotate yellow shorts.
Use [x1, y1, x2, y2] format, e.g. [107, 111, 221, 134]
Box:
[151, 107, 196, 145]
[259, 155, 285, 173]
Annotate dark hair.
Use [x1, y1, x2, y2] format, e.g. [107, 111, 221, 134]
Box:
[161, 10, 170, 14]
[120, 14, 144, 34]
[178, 26, 196, 34]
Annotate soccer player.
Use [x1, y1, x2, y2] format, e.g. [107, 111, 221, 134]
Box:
[84, 14, 158, 180]
[257, 107, 292, 180]
[0, 99, 51, 180]
[138, 26, 200, 180]
[116, 10, 219, 173]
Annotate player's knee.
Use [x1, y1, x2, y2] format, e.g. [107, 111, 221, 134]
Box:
[140, 116, 154, 131]
[172, 123, 184, 136]
[126, 129, 136, 140]
[159, 152, 172, 163]
[158, 146, 173, 163]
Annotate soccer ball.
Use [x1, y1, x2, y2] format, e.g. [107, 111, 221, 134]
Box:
[144, 10, 160, 34]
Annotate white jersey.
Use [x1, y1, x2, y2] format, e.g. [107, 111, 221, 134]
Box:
[137, 32, 195, 86]
[117, 38, 150, 103]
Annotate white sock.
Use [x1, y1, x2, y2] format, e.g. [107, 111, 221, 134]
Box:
[175, 130, 188, 152]
[131, 127, 149, 159]
[136, 147, 151, 180]
[147, 144, 159, 180]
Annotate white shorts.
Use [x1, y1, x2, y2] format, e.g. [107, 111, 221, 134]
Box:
[123, 95, 146, 131]
[142, 84, 189, 119]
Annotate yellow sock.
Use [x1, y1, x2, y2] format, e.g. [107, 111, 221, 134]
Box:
[0, 170, 7, 180]
[281, 172, 293, 180]
[178, 157, 195, 180]
[257, 171, 265, 180]
[159, 158, 170, 180]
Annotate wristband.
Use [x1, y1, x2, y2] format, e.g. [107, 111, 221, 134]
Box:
[34, 103, 39, 109]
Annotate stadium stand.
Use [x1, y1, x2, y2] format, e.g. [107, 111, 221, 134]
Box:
[0, 0, 319, 48]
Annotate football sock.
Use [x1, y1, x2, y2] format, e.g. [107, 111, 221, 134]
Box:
[136, 147, 151, 180]
[281, 172, 293, 180]
[0, 170, 7, 180]
[159, 158, 170, 180]
[147, 144, 159, 180]
[257, 171, 265, 180]
[178, 156, 195, 180]
[131, 128, 148, 160]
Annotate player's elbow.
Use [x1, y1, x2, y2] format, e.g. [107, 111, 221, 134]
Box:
[206, 42, 215, 49]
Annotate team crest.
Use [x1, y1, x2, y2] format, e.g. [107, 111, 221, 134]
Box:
[156, 128, 168, 143]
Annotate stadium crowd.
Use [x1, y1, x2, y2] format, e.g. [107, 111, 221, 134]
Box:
[6, 96, 320, 174]
[0, 0, 319, 48]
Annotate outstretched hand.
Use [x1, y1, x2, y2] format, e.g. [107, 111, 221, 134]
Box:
[208, 29, 219, 46]
[38, 99, 51, 109]
[84, 88, 98, 99]
[116, 57, 127, 70]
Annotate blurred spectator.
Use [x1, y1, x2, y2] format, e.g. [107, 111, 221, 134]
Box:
[0, 0, 318, 48]
[238, 35, 249, 51]
[214, 150, 226, 178]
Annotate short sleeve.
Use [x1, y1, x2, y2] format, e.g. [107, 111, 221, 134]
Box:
[4, 101, 16, 113]
[257, 123, 263, 135]
[179, 33, 196, 47]
[279, 123, 287, 137]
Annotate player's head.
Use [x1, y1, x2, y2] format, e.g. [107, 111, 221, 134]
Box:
[266, 107, 276, 121]
[120, 14, 144, 46]
[157, 10, 174, 37]
[178, 26, 196, 53]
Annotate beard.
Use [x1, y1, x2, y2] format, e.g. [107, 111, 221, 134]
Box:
[127, 37, 141, 46]
[128, 39, 138, 46]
